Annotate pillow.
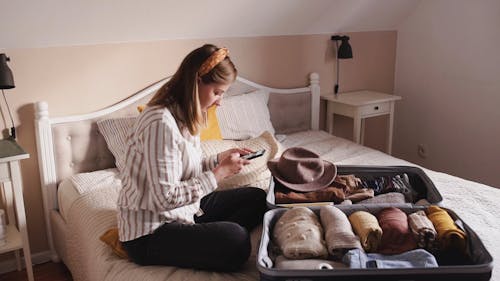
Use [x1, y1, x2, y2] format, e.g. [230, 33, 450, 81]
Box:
[137, 104, 222, 141]
[100, 228, 129, 259]
[97, 117, 136, 172]
[216, 89, 275, 140]
[137, 105, 146, 113]
[201, 131, 282, 190]
[200, 105, 223, 141]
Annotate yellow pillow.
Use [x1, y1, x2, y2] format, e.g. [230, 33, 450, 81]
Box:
[137, 104, 222, 141]
[100, 228, 129, 259]
[200, 105, 222, 141]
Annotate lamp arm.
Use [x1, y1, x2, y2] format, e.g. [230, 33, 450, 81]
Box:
[2, 89, 16, 139]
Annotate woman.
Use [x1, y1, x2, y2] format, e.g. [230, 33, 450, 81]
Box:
[118, 44, 267, 271]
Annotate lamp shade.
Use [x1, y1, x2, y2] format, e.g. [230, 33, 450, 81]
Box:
[331, 35, 353, 59]
[0, 54, 15, 89]
[338, 38, 353, 59]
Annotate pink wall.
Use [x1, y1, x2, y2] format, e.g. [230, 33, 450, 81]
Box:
[2, 31, 397, 254]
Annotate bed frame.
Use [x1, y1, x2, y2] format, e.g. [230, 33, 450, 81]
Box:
[34, 73, 320, 262]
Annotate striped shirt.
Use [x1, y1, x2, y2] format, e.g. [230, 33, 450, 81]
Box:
[117, 105, 218, 242]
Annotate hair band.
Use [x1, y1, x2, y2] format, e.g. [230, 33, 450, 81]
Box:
[198, 48, 229, 76]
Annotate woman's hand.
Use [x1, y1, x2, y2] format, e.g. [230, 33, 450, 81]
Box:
[217, 148, 253, 163]
[212, 148, 252, 182]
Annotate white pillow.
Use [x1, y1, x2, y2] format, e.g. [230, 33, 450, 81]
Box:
[216, 89, 275, 140]
[97, 117, 136, 172]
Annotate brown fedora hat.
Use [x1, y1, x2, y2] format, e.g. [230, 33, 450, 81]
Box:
[267, 147, 337, 192]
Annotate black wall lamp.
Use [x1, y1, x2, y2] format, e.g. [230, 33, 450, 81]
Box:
[331, 35, 353, 95]
[0, 53, 16, 139]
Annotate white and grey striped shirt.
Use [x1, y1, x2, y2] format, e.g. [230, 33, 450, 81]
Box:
[117, 105, 218, 242]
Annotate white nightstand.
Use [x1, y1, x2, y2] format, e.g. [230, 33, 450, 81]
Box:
[0, 139, 33, 281]
[322, 90, 402, 154]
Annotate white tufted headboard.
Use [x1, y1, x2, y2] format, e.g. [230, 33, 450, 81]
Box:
[34, 72, 320, 260]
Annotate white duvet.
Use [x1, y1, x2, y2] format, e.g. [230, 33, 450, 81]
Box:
[60, 130, 499, 281]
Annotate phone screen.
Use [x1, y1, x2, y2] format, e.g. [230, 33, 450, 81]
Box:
[241, 149, 266, 160]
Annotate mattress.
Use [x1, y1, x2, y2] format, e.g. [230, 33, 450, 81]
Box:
[57, 130, 499, 281]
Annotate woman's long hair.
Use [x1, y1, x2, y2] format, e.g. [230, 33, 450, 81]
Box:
[148, 44, 237, 135]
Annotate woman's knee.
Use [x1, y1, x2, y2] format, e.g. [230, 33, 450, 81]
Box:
[217, 222, 251, 269]
[241, 187, 267, 205]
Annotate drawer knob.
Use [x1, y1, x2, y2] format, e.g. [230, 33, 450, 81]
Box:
[374, 106, 379, 110]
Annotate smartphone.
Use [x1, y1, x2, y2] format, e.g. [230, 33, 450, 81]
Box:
[241, 149, 266, 160]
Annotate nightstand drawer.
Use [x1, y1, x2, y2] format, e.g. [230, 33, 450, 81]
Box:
[358, 102, 390, 116]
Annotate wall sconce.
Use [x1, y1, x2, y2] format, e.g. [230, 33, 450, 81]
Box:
[331, 35, 353, 95]
[0, 54, 16, 139]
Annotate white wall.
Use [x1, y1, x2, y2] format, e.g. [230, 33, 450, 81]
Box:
[394, 0, 500, 187]
[0, 0, 419, 48]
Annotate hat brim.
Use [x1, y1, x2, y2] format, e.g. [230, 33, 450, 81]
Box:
[267, 159, 337, 192]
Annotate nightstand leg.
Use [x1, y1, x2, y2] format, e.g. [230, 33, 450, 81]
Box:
[388, 102, 395, 155]
[14, 250, 21, 270]
[360, 118, 366, 145]
[353, 115, 362, 144]
[10, 161, 34, 281]
[326, 102, 334, 134]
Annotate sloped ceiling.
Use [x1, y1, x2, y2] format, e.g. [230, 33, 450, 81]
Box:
[1, 0, 421, 49]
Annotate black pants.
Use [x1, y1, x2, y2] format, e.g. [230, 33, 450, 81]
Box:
[122, 187, 267, 272]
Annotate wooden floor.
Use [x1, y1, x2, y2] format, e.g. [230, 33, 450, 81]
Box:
[0, 262, 72, 281]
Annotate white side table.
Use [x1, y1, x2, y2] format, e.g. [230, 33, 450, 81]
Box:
[322, 90, 402, 154]
[0, 139, 33, 281]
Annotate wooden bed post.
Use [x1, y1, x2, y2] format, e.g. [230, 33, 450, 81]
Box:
[309, 72, 320, 130]
[34, 101, 59, 262]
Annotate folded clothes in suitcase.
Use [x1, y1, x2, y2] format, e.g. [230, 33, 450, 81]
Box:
[257, 205, 493, 281]
[266, 165, 443, 209]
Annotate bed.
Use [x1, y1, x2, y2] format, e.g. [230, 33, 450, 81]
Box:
[34, 73, 499, 281]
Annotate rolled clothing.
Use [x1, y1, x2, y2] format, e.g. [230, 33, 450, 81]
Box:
[320, 206, 362, 259]
[357, 192, 406, 204]
[274, 255, 347, 270]
[273, 207, 328, 259]
[346, 188, 375, 203]
[408, 210, 437, 250]
[348, 211, 382, 252]
[376, 207, 417, 255]
[392, 174, 418, 203]
[343, 248, 438, 269]
[427, 206, 467, 253]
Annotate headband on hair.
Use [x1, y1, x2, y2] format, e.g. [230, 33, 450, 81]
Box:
[198, 47, 229, 76]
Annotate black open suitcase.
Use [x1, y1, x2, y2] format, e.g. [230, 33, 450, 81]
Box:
[258, 166, 493, 281]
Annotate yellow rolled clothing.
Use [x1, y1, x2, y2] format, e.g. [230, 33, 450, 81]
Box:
[427, 206, 467, 253]
[348, 211, 382, 252]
